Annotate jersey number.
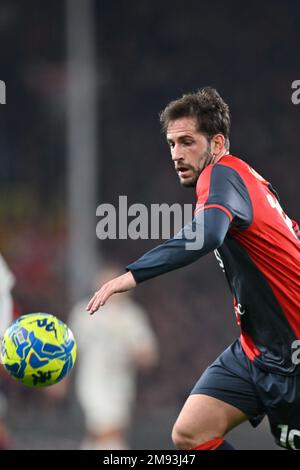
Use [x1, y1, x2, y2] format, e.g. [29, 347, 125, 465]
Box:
[266, 194, 297, 239]
[278, 425, 300, 449]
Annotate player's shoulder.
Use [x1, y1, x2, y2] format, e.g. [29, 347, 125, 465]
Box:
[196, 154, 268, 202]
[196, 154, 248, 197]
[217, 154, 269, 187]
[199, 154, 249, 181]
[216, 154, 250, 173]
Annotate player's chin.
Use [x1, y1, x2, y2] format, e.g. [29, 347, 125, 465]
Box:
[179, 175, 197, 188]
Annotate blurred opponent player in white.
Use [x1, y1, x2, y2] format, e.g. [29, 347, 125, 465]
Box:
[70, 263, 158, 450]
[0, 254, 15, 448]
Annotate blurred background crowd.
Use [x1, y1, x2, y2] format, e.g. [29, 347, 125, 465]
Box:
[0, 0, 300, 449]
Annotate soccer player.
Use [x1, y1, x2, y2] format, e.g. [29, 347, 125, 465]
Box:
[86, 88, 300, 450]
[0, 254, 15, 449]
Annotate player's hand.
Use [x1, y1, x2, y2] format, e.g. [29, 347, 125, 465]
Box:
[86, 271, 137, 314]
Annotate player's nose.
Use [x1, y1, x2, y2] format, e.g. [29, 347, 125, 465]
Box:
[171, 144, 184, 162]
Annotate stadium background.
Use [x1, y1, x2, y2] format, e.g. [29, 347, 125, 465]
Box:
[0, 0, 299, 449]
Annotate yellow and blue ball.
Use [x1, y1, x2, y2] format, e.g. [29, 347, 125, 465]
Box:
[0, 313, 77, 387]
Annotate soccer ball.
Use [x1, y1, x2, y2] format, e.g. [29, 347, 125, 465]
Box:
[0, 313, 77, 387]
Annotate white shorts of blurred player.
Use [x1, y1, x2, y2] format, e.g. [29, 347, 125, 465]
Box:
[76, 371, 135, 450]
[77, 375, 134, 432]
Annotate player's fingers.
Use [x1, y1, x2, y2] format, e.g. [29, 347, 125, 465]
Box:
[86, 294, 98, 311]
[86, 278, 122, 313]
[98, 287, 113, 306]
[86, 299, 95, 312]
[86, 298, 99, 314]
[91, 284, 115, 313]
[87, 286, 112, 314]
[86, 288, 105, 310]
[86, 294, 102, 314]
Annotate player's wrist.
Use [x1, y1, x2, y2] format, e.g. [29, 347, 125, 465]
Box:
[123, 271, 137, 289]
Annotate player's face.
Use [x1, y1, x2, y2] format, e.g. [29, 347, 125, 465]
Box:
[166, 117, 213, 187]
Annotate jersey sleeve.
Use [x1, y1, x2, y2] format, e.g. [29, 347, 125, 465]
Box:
[126, 207, 230, 283]
[126, 163, 253, 284]
[195, 163, 253, 229]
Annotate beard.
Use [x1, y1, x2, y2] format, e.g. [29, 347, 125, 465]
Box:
[178, 148, 213, 188]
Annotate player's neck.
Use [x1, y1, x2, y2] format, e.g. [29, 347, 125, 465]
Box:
[211, 149, 229, 165]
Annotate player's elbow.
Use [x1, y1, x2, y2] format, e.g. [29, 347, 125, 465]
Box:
[201, 208, 230, 251]
[206, 230, 226, 251]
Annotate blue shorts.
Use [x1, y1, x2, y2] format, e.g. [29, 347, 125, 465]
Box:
[191, 339, 300, 450]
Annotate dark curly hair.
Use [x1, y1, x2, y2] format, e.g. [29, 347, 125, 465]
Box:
[159, 87, 230, 150]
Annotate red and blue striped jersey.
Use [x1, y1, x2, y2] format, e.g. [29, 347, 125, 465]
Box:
[128, 154, 300, 374]
[196, 154, 300, 373]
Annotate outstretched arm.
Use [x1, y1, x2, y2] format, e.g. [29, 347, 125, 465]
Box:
[86, 163, 253, 314]
[86, 208, 230, 314]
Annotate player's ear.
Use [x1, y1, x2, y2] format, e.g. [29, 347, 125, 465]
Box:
[210, 134, 225, 155]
